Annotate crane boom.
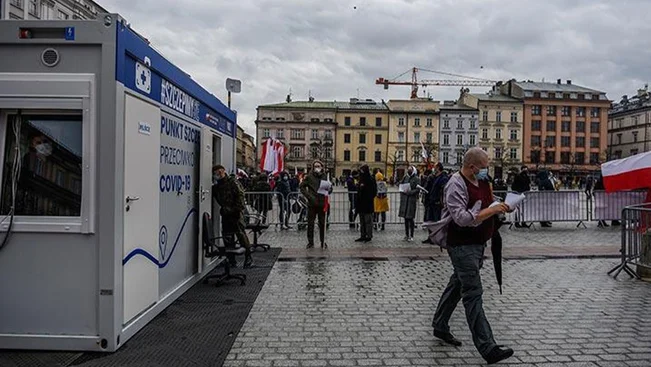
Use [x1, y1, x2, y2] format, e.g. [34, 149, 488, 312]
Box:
[376, 67, 497, 99]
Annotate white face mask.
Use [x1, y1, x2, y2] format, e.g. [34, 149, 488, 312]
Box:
[35, 143, 52, 156]
[314, 167, 322, 173]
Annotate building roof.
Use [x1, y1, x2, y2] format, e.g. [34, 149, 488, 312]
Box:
[259, 98, 388, 111]
[439, 102, 477, 112]
[512, 81, 605, 94]
[610, 88, 651, 115]
[334, 101, 388, 111]
[470, 93, 521, 103]
[258, 101, 337, 109]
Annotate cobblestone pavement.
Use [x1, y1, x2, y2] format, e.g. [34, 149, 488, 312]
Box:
[224, 258, 651, 367]
[260, 223, 620, 259]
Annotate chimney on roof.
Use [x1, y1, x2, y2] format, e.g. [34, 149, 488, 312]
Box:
[566, 80, 572, 85]
[557, 79, 561, 84]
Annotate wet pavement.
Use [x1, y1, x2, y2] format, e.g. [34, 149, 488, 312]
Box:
[224, 257, 651, 367]
[265, 222, 621, 260]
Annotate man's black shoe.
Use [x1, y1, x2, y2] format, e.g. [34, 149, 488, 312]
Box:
[243, 257, 254, 269]
[354, 237, 365, 242]
[484, 346, 514, 365]
[433, 330, 462, 346]
[306, 243, 314, 249]
[363, 238, 372, 243]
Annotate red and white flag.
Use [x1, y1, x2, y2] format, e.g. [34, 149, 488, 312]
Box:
[601, 151, 651, 195]
[259, 138, 285, 174]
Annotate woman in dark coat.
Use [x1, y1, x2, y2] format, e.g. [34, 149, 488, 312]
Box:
[355, 165, 377, 242]
[399, 166, 420, 241]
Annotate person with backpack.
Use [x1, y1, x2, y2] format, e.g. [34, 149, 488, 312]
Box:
[374, 171, 389, 231]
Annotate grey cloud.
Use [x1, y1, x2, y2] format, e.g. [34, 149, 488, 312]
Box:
[103, 0, 651, 136]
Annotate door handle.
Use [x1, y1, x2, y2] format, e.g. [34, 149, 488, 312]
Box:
[126, 196, 140, 203]
[200, 188, 211, 201]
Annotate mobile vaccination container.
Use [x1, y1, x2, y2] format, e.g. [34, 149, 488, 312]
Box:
[0, 14, 236, 351]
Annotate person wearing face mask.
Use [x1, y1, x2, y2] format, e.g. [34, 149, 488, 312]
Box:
[275, 171, 292, 230]
[398, 165, 421, 241]
[300, 160, 331, 249]
[212, 165, 254, 268]
[430, 147, 513, 365]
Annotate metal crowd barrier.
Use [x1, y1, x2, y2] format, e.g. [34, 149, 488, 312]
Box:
[242, 189, 649, 229]
[608, 203, 651, 279]
[590, 190, 648, 221]
[287, 191, 425, 226]
[243, 191, 283, 227]
[519, 190, 589, 227]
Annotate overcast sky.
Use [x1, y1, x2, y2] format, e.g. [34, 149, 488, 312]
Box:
[102, 0, 651, 138]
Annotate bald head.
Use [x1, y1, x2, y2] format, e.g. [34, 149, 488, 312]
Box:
[463, 147, 488, 168]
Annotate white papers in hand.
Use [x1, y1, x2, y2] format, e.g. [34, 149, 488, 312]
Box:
[399, 183, 411, 193]
[505, 192, 526, 209]
[491, 192, 526, 209]
[317, 180, 332, 196]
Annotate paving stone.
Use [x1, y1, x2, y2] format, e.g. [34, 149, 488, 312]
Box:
[226, 231, 651, 367]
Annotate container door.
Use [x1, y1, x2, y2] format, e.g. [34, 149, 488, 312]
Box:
[198, 126, 222, 271]
[122, 95, 161, 324]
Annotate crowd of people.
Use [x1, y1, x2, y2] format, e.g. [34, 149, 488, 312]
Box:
[213, 148, 516, 364]
[211, 145, 649, 365]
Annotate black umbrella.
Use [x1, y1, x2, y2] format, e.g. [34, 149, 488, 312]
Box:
[491, 216, 504, 294]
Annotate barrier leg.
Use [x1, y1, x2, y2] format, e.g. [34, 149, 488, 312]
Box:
[576, 221, 587, 229]
[625, 264, 641, 279]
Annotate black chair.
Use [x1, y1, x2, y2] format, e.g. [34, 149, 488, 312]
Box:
[244, 206, 271, 251]
[202, 212, 246, 286]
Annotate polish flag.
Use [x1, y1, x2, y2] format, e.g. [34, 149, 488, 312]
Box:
[601, 151, 651, 204]
[259, 138, 285, 174]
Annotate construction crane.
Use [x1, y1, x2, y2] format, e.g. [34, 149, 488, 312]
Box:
[376, 67, 497, 99]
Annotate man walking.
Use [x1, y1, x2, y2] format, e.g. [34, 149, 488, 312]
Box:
[300, 160, 330, 249]
[212, 165, 254, 268]
[431, 148, 513, 365]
